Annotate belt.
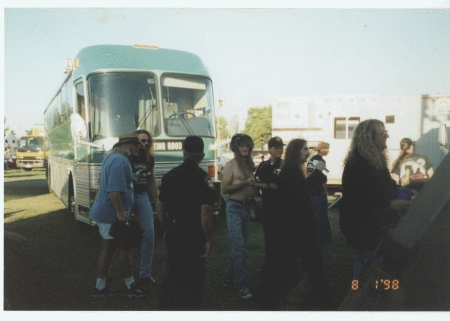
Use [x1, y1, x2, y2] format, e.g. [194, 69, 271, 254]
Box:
[228, 198, 252, 205]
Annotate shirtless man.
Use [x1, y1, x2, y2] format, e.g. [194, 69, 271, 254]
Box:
[221, 133, 256, 300]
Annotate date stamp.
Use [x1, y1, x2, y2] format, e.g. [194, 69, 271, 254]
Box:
[351, 279, 400, 291]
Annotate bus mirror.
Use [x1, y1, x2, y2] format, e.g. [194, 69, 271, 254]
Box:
[70, 113, 87, 139]
[438, 124, 448, 147]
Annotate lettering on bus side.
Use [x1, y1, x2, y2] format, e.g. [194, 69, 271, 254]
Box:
[153, 141, 184, 151]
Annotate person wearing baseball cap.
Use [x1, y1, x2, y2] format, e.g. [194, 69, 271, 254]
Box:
[391, 137, 434, 192]
[254, 136, 284, 285]
[157, 135, 217, 310]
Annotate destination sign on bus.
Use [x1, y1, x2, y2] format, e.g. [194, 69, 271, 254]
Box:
[153, 140, 184, 151]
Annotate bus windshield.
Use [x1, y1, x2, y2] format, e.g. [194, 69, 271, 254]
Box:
[88, 72, 216, 139]
[19, 137, 44, 152]
[89, 72, 160, 139]
[162, 74, 215, 137]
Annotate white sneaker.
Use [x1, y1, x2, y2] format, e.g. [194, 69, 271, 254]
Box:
[239, 289, 253, 300]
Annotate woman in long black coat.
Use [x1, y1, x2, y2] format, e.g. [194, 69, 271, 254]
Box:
[277, 139, 329, 297]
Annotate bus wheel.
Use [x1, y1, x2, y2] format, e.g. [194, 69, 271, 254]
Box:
[68, 180, 75, 216]
[46, 166, 53, 194]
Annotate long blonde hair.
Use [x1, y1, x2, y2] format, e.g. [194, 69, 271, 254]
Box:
[344, 119, 389, 171]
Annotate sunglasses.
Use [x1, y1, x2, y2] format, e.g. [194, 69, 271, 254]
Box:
[140, 139, 151, 144]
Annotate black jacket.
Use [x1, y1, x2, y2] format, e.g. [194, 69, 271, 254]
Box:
[339, 152, 397, 251]
[278, 164, 326, 247]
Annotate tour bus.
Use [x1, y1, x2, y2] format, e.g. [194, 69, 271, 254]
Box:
[44, 44, 220, 226]
[16, 127, 49, 171]
[272, 94, 450, 196]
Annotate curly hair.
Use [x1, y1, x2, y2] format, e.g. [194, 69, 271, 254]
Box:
[344, 119, 389, 171]
[134, 129, 155, 166]
[230, 134, 255, 175]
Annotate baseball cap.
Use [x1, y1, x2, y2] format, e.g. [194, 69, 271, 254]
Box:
[117, 132, 139, 145]
[313, 142, 330, 151]
[400, 138, 413, 149]
[268, 136, 285, 148]
[183, 135, 204, 154]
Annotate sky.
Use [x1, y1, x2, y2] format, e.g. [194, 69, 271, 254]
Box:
[3, 1, 450, 137]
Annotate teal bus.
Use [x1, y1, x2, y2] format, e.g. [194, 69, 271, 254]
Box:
[44, 44, 220, 226]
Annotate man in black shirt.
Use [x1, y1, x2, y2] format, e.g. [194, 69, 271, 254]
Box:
[254, 136, 284, 279]
[157, 135, 217, 310]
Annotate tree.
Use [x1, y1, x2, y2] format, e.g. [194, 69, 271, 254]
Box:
[229, 115, 239, 137]
[243, 105, 272, 150]
[218, 116, 229, 140]
[4, 117, 9, 137]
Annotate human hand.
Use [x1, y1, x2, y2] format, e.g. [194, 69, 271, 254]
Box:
[268, 183, 277, 189]
[314, 161, 325, 171]
[200, 240, 211, 258]
[410, 189, 419, 199]
[246, 178, 255, 186]
[116, 210, 128, 222]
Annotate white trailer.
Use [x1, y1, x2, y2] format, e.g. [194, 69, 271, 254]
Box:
[272, 94, 450, 192]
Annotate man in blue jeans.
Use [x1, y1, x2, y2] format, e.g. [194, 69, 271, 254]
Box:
[221, 134, 256, 300]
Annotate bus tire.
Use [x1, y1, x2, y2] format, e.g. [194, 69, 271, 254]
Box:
[68, 179, 75, 216]
[46, 165, 53, 194]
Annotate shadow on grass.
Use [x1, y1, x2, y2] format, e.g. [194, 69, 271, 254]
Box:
[4, 178, 49, 201]
[4, 172, 353, 311]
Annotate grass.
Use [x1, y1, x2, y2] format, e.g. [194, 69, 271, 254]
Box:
[4, 168, 354, 311]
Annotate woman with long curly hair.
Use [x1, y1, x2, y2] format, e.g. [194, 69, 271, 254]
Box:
[339, 119, 412, 280]
[128, 129, 159, 296]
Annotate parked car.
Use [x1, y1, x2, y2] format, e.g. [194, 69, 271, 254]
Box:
[217, 155, 228, 180]
[4, 155, 16, 170]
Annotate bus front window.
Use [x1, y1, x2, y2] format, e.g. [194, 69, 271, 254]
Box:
[162, 75, 215, 137]
[88, 73, 160, 139]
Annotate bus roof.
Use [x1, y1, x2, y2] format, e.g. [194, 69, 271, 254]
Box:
[73, 44, 211, 78]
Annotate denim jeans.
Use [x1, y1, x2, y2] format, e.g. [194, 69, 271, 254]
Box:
[133, 192, 155, 278]
[225, 200, 252, 291]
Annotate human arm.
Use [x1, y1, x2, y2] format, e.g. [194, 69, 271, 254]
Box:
[200, 204, 213, 258]
[109, 191, 128, 222]
[389, 199, 412, 212]
[156, 200, 168, 231]
[391, 172, 400, 185]
[427, 167, 434, 179]
[148, 164, 159, 202]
